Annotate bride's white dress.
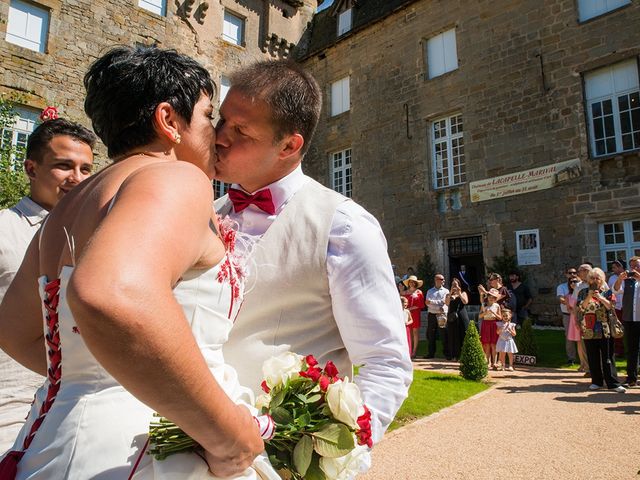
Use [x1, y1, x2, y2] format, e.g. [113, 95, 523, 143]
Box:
[5, 244, 279, 479]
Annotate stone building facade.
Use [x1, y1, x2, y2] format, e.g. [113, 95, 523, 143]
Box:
[0, 0, 317, 166]
[296, 0, 640, 322]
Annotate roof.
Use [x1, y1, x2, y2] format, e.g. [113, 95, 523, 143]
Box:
[294, 0, 419, 60]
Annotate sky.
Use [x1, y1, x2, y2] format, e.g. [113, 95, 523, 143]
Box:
[317, 0, 334, 12]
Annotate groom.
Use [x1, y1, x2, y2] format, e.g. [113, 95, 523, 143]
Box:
[215, 60, 412, 443]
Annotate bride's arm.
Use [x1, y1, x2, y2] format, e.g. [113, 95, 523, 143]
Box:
[67, 163, 262, 477]
[0, 235, 47, 375]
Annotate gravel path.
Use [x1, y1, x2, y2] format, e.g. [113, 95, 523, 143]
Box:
[363, 360, 640, 480]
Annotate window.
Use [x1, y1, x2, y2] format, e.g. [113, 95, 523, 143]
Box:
[138, 0, 166, 16]
[585, 59, 640, 157]
[337, 8, 352, 36]
[330, 77, 350, 117]
[5, 0, 50, 53]
[213, 180, 230, 198]
[223, 10, 244, 46]
[599, 220, 640, 271]
[330, 148, 352, 197]
[1, 105, 39, 165]
[431, 114, 465, 189]
[578, 0, 630, 22]
[219, 76, 231, 104]
[426, 28, 458, 79]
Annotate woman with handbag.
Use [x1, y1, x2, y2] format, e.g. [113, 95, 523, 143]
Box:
[445, 278, 469, 361]
[577, 268, 626, 393]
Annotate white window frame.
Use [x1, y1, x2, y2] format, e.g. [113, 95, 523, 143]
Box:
[585, 58, 640, 158]
[577, 0, 630, 22]
[426, 28, 458, 79]
[431, 113, 465, 189]
[213, 180, 230, 198]
[330, 77, 350, 117]
[5, 0, 50, 53]
[330, 148, 352, 198]
[219, 75, 231, 105]
[599, 219, 640, 272]
[337, 8, 352, 36]
[138, 0, 166, 16]
[223, 10, 245, 46]
[0, 105, 39, 166]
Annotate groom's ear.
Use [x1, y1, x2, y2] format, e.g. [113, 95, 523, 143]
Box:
[278, 133, 304, 160]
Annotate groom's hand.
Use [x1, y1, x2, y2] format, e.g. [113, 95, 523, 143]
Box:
[203, 404, 264, 477]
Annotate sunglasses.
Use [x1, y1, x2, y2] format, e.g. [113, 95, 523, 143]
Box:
[567, 271, 577, 274]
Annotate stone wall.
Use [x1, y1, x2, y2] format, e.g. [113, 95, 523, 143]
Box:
[300, 0, 640, 322]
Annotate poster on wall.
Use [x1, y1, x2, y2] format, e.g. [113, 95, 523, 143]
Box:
[516, 229, 541, 266]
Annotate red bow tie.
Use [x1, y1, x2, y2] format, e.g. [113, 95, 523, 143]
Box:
[228, 188, 276, 215]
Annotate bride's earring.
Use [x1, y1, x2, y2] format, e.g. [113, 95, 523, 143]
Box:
[173, 132, 181, 144]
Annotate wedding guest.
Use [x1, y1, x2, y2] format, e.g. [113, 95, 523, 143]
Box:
[508, 271, 533, 325]
[402, 275, 425, 358]
[425, 274, 449, 359]
[215, 60, 412, 443]
[479, 288, 502, 369]
[557, 267, 578, 365]
[445, 278, 469, 361]
[607, 260, 626, 356]
[401, 296, 413, 355]
[0, 46, 272, 478]
[0, 116, 95, 453]
[479, 273, 511, 311]
[577, 268, 625, 392]
[613, 256, 640, 388]
[565, 277, 589, 373]
[496, 309, 517, 371]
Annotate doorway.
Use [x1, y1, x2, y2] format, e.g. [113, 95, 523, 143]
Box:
[448, 236, 485, 306]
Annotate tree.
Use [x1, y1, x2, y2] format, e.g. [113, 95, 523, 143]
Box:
[0, 95, 29, 209]
[459, 321, 488, 381]
[415, 251, 436, 286]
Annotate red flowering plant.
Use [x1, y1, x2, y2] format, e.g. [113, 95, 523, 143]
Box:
[148, 353, 372, 480]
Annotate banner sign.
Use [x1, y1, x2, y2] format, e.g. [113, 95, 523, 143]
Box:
[469, 158, 581, 203]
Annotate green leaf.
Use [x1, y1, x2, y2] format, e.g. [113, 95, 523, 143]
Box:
[271, 406, 293, 425]
[295, 412, 311, 427]
[304, 454, 326, 480]
[270, 388, 286, 409]
[306, 394, 322, 403]
[313, 423, 355, 458]
[293, 435, 313, 476]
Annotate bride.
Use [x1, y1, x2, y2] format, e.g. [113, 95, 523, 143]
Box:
[0, 47, 278, 480]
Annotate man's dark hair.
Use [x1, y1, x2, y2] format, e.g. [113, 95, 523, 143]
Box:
[229, 60, 321, 155]
[26, 118, 96, 162]
[509, 271, 521, 281]
[84, 46, 215, 158]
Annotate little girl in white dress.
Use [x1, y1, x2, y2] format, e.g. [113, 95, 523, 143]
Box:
[496, 310, 518, 371]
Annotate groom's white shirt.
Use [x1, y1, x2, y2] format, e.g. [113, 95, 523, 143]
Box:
[222, 165, 412, 442]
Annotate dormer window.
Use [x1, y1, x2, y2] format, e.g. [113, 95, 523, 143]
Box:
[337, 8, 352, 36]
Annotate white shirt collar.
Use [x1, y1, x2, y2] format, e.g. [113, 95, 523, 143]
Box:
[232, 165, 309, 213]
[13, 196, 48, 227]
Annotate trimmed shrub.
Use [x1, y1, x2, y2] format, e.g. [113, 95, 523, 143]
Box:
[459, 321, 488, 381]
[515, 318, 537, 356]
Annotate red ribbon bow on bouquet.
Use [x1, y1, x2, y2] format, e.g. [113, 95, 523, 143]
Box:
[228, 188, 276, 215]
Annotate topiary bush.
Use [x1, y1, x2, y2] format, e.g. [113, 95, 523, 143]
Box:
[515, 318, 537, 356]
[459, 321, 488, 381]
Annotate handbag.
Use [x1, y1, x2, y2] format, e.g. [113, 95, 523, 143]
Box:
[607, 309, 624, 339]
[436, 313, 447, 328]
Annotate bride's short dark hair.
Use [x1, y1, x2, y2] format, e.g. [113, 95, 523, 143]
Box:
[84, 46, 214, 159]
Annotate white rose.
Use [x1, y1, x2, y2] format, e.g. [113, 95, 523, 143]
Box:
[319, 445, 372, 480]
[255, 393, 271, 411]
[262, 352, 304, 388]
[325, 378, 365, 429]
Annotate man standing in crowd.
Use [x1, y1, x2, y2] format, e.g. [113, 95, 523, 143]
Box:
[508, 271, 533, 324]
[557, 267, 578, 364]
[613, 257, 640, 387]
[214, 60, 412, 443]
[425, 274, 450, 359]
[0, 117, 95, 452]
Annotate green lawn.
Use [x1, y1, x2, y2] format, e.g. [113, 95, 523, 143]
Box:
[389, 370, 488, 431]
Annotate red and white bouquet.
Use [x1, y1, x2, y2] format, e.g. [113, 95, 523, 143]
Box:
[148, 352, 372, 480]
[257, 352, 372, 479]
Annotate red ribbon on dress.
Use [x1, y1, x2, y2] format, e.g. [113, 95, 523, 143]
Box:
[228, 188, 275, 215]
[0, 451, 24, 479]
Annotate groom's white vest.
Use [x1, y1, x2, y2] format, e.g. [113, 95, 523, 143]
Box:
[218, 179, 351, 394]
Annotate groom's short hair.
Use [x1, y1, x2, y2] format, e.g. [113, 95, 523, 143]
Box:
[229, 60, 321, 155]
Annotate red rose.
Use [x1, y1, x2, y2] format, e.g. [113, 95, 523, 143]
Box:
[318, 375, 330, 392]
[356, 405, 372, 448]
[305, 354, 318, 367]
[323, 361, 339, 380]
[299, 365, 322, 382]
[40, 106, 59, 121]
[260, 380, 270, 394]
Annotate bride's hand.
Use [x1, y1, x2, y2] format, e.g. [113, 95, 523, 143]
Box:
[203, 404, 264, 477]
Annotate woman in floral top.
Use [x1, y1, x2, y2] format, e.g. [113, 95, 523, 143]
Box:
[577, 267, 625, 393]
